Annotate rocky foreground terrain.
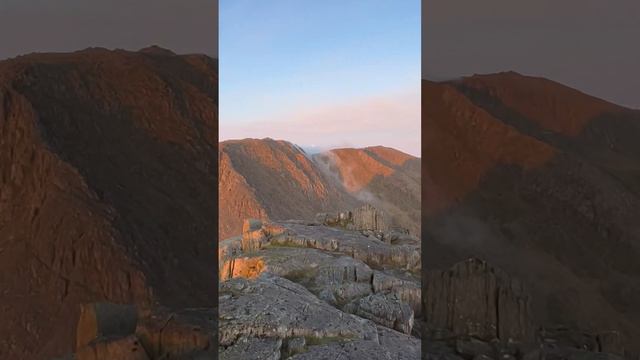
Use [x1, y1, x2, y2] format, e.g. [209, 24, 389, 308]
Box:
[218, 205, 422, 359]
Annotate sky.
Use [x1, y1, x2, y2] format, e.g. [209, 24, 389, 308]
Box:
[219, 0, 421, 156]
[0, 0, 217, 59]
[424, 0, 640, 109]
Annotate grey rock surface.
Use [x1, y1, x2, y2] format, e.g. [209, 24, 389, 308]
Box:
[218, 217, 422, 359]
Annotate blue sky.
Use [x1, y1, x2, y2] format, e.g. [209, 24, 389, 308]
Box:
[219, 0, 421, 156]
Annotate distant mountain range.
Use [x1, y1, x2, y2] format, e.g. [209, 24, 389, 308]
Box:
[422, 71, 640, 354]
[218, 138, 421, 240]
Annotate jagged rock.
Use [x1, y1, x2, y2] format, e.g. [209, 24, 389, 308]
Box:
[424, 258, 534, 342]
[271, 222, 420, 271]
[219, 256, 265, 282]
[313, 256, 375, 305]
[318, 204, 389, 234]
[135, 307, 216, 359]
[219, 336, 282, 360]
[373, 271, 422, 317]
[241, 219, 266, 252]
[75, 335, 148, 360]
[344, 293, 415, 335]
[76, 303, 138, 350]
[219, 237, 242, 263]
[352, 204, 389, 232]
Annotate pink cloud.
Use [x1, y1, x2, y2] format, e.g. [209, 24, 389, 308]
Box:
[219, 87, 421, 156]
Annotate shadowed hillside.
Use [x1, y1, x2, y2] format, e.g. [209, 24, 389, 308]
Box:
[0, 47, 218, 359]
[422, 73, 640, 355]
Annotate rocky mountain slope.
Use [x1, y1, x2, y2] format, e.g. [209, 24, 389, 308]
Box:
[219, 139, 421, 240]
[218, 138, 359, 240]
[314, 146, 421, 236]
[218, 205, 421, 359]
[422, 72, 640, 356]
[0, 47, 218, 359]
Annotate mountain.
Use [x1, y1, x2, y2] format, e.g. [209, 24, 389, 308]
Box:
[422, 72, 640, 355]
[314, 146, 421, 235]
[218, 139, 421, 240]
[0, 47, 218, 359]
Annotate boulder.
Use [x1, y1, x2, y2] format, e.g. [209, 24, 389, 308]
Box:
[344, 293, 415, 335]
[219, 256, 265, 282]
[424, 258, 534, 343]
[352, 204, 389, 232]
[372, 271, 422, 316]
[270, 222, 420, 271]
[76, 303, 138, 350]
[241, 219, 266, 252]
[135, 307, 216, 359]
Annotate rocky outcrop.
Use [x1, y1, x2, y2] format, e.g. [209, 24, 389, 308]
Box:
[423, 259, 632, 360]
[424, 258, 534, 343]
[135, 308, 216, 359]
[317, 203, 384, 229]
[344, 293, 414, 335]
[61, 303, 217, 360]
[218, 218, 421, 358]
[76, 303, 138, 350]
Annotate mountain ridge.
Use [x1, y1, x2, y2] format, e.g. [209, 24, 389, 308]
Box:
[0, 47, 218, 359]
[422, 72, 640, 356]
[218, 138, 421, 240]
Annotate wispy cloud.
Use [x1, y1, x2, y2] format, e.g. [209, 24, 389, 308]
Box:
[219, 87, 421, 156]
